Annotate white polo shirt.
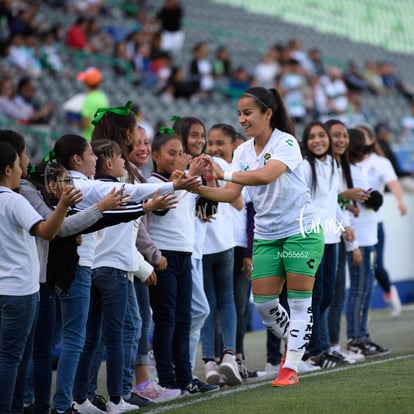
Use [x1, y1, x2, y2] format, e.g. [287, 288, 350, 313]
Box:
[232, 128, 317, 240]
[0, 187, 42, 295]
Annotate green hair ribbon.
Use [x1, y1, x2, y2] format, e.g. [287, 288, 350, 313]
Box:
[27, 163, 36, 175]
[170, 115, 181, 122]
[44, 150, 56, 163]
[159, 127, 175, 135]
[92, 101, 132, 126]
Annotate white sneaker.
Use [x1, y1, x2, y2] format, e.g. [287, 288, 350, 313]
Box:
[219, 353, 242, 386]
[385, 285, 402, 318]
[298, 359, 322, 373]
[73, 399, 106, 414]
[264, 362, 279, 378]
[205, 361, 220, 385]
[106, 399, 137, 414]
[331, 347, 364, 363]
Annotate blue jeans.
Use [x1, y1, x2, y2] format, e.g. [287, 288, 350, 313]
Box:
[233, 246, 251, 357]
[0, 292, 38, 414]
[149, 251, 192, 389]
[346, 246, 376, 339]
[375, 222, 391, 294]
[189, 256, 210, 370]
[328, 239, 346, 346]
[24, 283, 56, 414]
[87, 337, 105, 400]
[308, 243, 339, 356]
[73, 267, 129, 399]
[122, 281, 141, 396]
[201, 248, 237, 359]
[134, 279, 152, 366]
[53, 266, 92, 411]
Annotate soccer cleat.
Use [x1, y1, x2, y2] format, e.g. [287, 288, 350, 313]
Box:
[271, 367, 299, 387]
[182, 378, 220, 397]
[73, 398, 106, 414]
[237, 359, 266, 382]
[219, 353, 242, 386]
[134, 380, 181, 403]
[204, 360, 221, 385]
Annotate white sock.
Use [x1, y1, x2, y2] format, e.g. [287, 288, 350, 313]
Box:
[254, 297, 289, 341]
[284, 297, 313, 372]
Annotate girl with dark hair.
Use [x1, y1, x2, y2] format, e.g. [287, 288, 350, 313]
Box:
[0, 138, 79, 414]
[195, 87, 324, 387]
[147, 131, 219, 396]
[357, 124, 407, 318]
[344, 129, 388, 355]
[300, 121, 354, 369]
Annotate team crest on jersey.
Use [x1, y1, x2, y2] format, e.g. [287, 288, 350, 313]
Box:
[244, 165, 250, 171]
[286, 138, 293, 147]
[264, 153, 271, 165]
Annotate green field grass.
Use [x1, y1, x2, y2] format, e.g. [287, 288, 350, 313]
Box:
[82, 305, 414, 414]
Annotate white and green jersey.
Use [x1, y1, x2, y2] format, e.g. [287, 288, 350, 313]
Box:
[231, 128, 317, 240]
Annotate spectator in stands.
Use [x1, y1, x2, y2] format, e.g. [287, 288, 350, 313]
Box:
[228, 66, 252, 101]
[343, 60, 370, 92]
[277, 58, 309, 124]
[157, 65, 198, 103]
[7, 32, 42, 78]
[253, 46, 280, 89]
[8, 5, 38, 37]
[375, 122, 414, 193]
[363, 60, 386, 95]
[65, 16, 89, 50]
[0, 76, 31, 122]
[379, 60, 414, 99]
[38, 29, 66, 74]
[398, 96, 414, 149]
[14, 76, 55, 125]
[314, 66, 348, 121]
[189, 41, 215, 98]
[213, 45, 232, 80]
[307, 48, 325, 77]
[77, 66, 109, 142]
[156, 0, 185, 56]
[287, 38, 313, 76]
[86, 16, 114, 55]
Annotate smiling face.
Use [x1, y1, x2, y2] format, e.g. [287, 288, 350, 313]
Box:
[237, 96, 272, 140]
[128, 128, 151, 168]
[152, 138, 183, 175]
[329, 122, 349, 158]
[207, 128, 235, 163]
[185, 123, 206, 157]
[306, 125, 330, 159]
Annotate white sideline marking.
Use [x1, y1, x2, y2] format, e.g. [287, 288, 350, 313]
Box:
[145, 354, 414, 413]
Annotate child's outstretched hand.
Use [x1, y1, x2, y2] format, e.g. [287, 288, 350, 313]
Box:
[97, 187, 130, 212]
[175, 153, 193, 171]
[144, 189, 178, 212]
[58, 186, 83, 208]
[171, 170, 201, 192]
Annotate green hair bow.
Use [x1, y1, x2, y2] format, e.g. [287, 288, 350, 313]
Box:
[159, 127, 175, 135]
[92, 101, 132, 126]
[43, 150, 56, 163]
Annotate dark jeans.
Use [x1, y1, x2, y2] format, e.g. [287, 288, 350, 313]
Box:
[375, 222, 391, 294]
[328, 239, 346, 346]
[233, 246, 251, 357]
[0, 292, 38, 414]
[308, 243, 339, 356]
[149, 251, 192, 389]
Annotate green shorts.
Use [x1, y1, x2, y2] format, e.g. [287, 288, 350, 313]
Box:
[251, 230, 325, 280]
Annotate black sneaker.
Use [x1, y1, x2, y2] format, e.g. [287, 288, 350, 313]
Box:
[183, 378, 220, 397]
[311, 351, 349, 368]
[23, 404, 34, 414]
[237, 359, 265, 382]
[50, 405, 79, 414]
[125, 391, 153, 407]
[90, 395, 107, 412]
[361, 337, 391, 357]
